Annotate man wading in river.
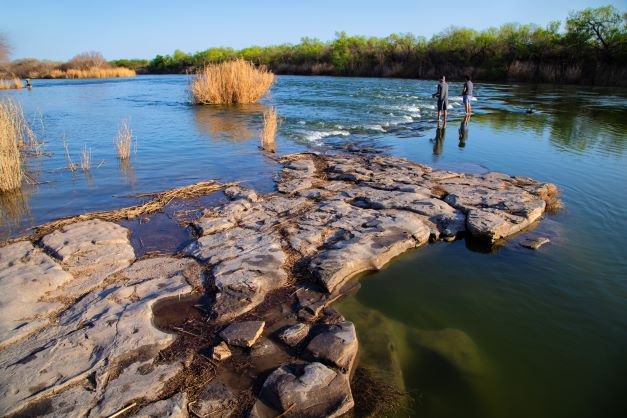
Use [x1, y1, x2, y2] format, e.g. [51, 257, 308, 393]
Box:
[432, 75, 449, 127]
[462, 75, 473, 114]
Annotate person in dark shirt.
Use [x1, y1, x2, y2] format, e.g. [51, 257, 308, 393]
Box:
[462, 75, 473, 114]
[432, 75, 448, 127]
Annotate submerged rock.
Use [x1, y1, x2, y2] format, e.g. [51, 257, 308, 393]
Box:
[220, 321, 265, 348]
[520, 236, 550, 250]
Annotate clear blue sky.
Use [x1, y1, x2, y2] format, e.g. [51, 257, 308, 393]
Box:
[1, 0, 624, 61]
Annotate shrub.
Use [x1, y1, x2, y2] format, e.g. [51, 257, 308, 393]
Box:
[190, 59, 275, 104]
[0, 78, 24, 90]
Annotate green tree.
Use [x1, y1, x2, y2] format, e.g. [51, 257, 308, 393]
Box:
[566, 6, 626, 56]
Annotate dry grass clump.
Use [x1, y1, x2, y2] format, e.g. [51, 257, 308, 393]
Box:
[0, 99, 39, 192]
[114, 119, 134, 160]
[47, 67, 136, 79]
[191, 59, 275, 105]
[261, 107, 278, 152]
[0, 103, 22, 192]
[0, 78, 24, 90]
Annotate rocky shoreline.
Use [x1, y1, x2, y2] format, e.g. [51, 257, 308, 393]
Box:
[0, 151, 559, 417]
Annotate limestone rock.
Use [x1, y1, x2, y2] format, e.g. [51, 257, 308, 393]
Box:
[520, 236, 550, 250]
[40, 219, 135, 298]
[211, 341, 232, 361]
[0, 241, 73, 348]
[135, 392, 189, 418]
[258, 362, 354, 418]
[306, 321, 358, 372]
[90, 360, 184, 417]
[0, 256, 200, 417]
[277, 323, 311, 347]
[220, 321, 265, 347]
[193, 381, 237, 417]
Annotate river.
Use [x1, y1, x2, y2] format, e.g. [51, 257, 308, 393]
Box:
[2, 75, 626, 418]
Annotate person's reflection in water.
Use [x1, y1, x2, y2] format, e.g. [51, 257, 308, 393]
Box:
[458, 114, 471, 148]
[433, 126, 446, 156]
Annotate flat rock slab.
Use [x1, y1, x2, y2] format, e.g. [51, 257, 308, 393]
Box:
[306, 321, 358, 372]
[257, 362, 354, 418]
[40, 219, 135, 298]
[0, 256, 202, 417]
[0, 241, 73, 348]
[520, 236, 551, 250]
[220, 321, 265, 347]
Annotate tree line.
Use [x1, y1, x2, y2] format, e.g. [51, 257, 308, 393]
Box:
[112, 5, 625, 85]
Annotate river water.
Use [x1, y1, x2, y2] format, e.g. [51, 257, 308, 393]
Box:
[2, 75, 626, 418]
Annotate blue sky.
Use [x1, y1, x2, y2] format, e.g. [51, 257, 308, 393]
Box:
[1, 0, 624, 61]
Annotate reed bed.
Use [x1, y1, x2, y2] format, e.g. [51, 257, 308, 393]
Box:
[114, 119, 133, 160]
[261, 107, 278, 152]
[0, 99, 40, 192]
[191, 59, 275, 105]
[48, 67, 136, 79]
[0, 79, 24, 90]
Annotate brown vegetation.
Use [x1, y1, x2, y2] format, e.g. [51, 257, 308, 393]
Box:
[0, 101, 23, 192]
[48, 67, 136, 79]
[114, 119, 134, 160]
[190, 59, 275, 105]
[260, 107, 278, 152]
[0, 78, 23, 90]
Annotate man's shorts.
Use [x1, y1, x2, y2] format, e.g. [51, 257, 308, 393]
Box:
[437, 99, 448, 111]
[463, 95, 472, 104]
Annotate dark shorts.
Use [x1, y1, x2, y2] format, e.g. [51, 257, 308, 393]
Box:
[437, 99, 448, 111]
[463, 95, 472, 104]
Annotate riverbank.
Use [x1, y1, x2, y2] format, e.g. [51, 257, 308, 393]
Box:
[0, 150, 559, 417]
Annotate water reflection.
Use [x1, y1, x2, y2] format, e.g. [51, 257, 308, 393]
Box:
[432, 126, 446, 157]
[0, 188, 32, 240]
[458, 114, 471, 148]
[475, 84, 627, 156]
[119, 159, 137, 188]
[193, 103, 268, 142]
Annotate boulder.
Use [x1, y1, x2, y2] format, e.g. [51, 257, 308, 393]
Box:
[220, 321, 265, 348]
[306, 321, 358, 372]
[134, 392, 189, 418]
[258, 362, 354, 418]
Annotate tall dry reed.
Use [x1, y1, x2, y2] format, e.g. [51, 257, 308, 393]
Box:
[261, 107, 278, 152]
[0, 100, 24, 192]
[191, 59, 275, 105]
[47, 67, 136, 79]
[80, 145, 92, 171]
[0, 79, 24, 90]
[114, 119, 133, 160]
